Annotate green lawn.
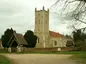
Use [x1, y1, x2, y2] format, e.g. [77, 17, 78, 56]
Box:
[71, 51, 86, 64]
[17, 51, 86, 54]
[0, 55, 11, 64]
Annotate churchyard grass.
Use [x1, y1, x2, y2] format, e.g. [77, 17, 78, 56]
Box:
[17, 51, 86, 54]
[0, 55, 12, 64]
[70, 51, 86, 64]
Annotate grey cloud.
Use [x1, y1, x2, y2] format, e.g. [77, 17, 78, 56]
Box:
[0, 0, 72, 37]
[0, 0, 34, 37]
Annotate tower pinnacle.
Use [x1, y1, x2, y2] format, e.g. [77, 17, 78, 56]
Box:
[43, 6, 44, 10]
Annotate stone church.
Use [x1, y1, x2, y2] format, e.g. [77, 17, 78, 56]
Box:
[34, 7, 73, 48]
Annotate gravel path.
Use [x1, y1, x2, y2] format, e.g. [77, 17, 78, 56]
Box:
[3, 54, 76, 64]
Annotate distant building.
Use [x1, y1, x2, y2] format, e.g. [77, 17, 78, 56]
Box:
[34, 7, 73, 48]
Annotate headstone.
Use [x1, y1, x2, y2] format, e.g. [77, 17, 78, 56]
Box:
[8, 47, 11, 52]
[57, 48, 61, 51]
[17, 46, 21, 52]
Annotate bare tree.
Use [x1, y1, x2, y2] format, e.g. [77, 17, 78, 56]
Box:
[51, 0, 86, 30]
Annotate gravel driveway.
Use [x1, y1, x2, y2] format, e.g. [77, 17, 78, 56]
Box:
[4, 54, 76, 64]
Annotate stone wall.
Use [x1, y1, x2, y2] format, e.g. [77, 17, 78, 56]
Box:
[0, 48, 8, 52]
[21, 47, 73, 52]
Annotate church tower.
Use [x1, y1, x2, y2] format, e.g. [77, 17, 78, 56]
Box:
[34, 6, 49, 48]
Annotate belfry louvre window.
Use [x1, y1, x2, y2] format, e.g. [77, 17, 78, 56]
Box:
[39, 19, 40, 24]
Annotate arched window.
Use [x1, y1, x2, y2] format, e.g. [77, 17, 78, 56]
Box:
[54, 41, 57, 45]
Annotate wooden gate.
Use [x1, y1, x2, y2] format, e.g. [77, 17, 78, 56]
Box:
[11, 47, 17, 52]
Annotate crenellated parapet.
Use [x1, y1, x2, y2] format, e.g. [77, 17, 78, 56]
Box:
[35, 6, 49, 12]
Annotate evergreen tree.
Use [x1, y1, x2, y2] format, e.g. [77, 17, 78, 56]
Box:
[24, 30, 37, 48]
[1, 28, 14, 48]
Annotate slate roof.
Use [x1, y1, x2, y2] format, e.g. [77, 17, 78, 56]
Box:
[14, 33, 27, 45]
[8, 32, 27, 46]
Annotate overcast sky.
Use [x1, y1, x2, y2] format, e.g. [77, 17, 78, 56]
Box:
[0, 0, 75, 37]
